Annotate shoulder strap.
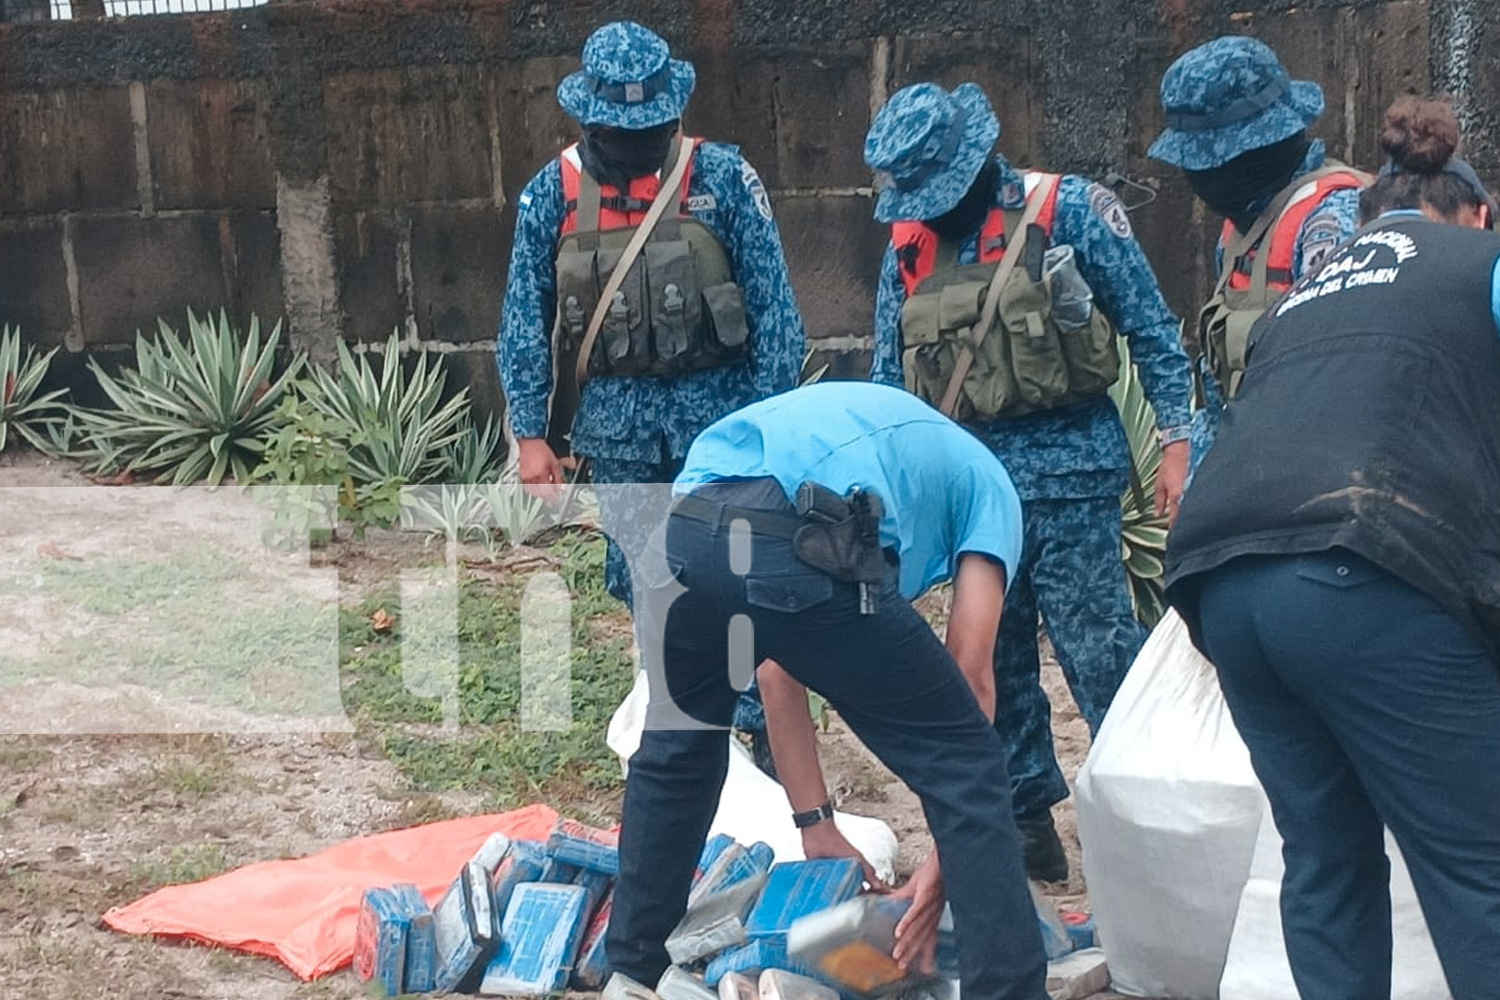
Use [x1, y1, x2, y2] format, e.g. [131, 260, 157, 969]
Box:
[1215, 164, 1364, 298]
[574, 134, 696, 392]
[937, 173, 1059, 418]
[575, 168, 603, 248]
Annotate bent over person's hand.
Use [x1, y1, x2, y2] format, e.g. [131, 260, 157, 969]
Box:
[892, 853, 945, 975]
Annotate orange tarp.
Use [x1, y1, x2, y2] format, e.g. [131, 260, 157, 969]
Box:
[103, 804, 560, 980]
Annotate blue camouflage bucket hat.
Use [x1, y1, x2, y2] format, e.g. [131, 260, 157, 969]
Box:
[864, 82, 1001, 223]
[1148, 36, 1325, 171]
[556, 21, 697, 129]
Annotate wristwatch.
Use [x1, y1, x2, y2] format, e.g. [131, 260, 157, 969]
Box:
[792, 801, 836, 829]
[1159, 424, 1192, 446]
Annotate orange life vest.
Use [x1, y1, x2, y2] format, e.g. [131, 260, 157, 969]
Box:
[1220, 168, 1369, 292]
[891, 173, 1063, 297]
[558, 141, 696, 234]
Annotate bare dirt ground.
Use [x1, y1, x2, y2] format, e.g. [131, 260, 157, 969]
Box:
[0, 450, 1123, 1000]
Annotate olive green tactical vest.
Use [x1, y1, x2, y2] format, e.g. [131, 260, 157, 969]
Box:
[900, 212, 1121, 423]
[554, 157, 748, 380]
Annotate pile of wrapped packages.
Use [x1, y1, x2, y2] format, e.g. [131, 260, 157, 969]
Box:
[354, 817, 1104, 999]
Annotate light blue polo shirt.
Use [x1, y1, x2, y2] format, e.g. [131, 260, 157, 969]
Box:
[675, 382, 1024, 600]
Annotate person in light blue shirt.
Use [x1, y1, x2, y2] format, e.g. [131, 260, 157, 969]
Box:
[675, 381, 1022, 599]
[608, 382, 1051, 1000]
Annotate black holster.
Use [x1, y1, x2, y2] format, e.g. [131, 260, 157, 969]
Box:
[792, 482, 887, 613]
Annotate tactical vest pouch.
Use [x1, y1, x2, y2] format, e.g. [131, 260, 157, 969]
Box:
[1046, 245, 1120, 397]
[901, 251, 1116, 421]
[644, 239, 701, 368]
[555, 247, 598, 354]
[1199, 294, 1256, 399]
[702, 281, 750, 352]
[996, 262, 1069, 409]
[594, 243, 651, 374]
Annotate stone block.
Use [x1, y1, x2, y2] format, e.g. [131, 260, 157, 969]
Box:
[1345, 2, 1431, 170]
[147, 78, 276, 211]
[225, 211, 285, 333]
[690, 42, 873, 190]
[771, 193, 888, 342]
[72, 214, 227, 348]
[325, 66, 495, 208]
[410, 203, 506, 345]
[333, 208, 402, 345]
[0, 220, 71, 349]
[490, 56, 582, 206]
[0, 87, 137, 215]
[893, 31, 1044, 170]
[436, 348, 505, 431]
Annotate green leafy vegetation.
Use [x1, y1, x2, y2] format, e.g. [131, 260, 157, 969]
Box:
[69, 311, 301, 486]
[0, 325, 68, 454]
[1110, 341, 1172, 627]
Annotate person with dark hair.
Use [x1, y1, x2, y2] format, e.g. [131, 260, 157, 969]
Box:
[1149, 36, 1370, 466]
[1164, 95, 1500, 1000]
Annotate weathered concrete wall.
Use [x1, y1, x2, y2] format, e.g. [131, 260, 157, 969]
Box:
[0, 0, 1472, 411]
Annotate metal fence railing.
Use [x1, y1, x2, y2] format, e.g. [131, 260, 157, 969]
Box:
[1, 0, 267, 19]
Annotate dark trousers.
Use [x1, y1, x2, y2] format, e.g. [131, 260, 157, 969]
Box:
[995, 496, 1147, 818]
[1195, 550, 1500, 1000]
[607, 480, 1048, 1000]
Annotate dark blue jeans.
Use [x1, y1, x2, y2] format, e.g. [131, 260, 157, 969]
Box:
[607, 480, 1047, 1000]
[1196, 550, 1500, 1000]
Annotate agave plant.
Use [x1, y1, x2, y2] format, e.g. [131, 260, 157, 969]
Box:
[1109, 340, 1171, 628]
[70, 311, 301, 486]
[0, 325, 68, 453]
[304, 332, 470, 489]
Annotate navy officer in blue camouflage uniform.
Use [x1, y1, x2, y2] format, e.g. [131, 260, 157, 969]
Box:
[1149, 36, 1367, 467]
[498, 20, 806, 603]
[866, 83, 1195, 882]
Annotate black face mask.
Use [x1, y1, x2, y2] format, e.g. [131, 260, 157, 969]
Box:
[1187, 134, 1311, 232]
[579, 120, 680, 189]
[928, 160, 999, 242]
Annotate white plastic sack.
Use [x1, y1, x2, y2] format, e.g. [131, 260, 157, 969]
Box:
[1074, 609, 1266, 999]
[1220, 806, 1451, 1000]
[606, 669, 899, 884]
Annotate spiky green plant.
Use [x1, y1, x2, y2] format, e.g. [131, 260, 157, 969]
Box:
[1109, 340, 1171, 627]
[0, 325, 68, 453]
[304, 332, 470, 489]
[70, 311, 300, 486]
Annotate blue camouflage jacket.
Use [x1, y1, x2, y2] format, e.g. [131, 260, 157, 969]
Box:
[871, 154, 1194, 501]
[498, 141, 807, 464]
[1192, 140, 1364, 463]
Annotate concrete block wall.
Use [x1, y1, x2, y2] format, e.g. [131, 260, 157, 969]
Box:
[0, 0, 1468, 419]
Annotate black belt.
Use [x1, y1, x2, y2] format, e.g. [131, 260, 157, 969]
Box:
[669, 492, 802, 539]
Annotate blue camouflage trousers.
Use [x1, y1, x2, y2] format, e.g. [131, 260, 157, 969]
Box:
[996, 495, 1147, 818]
[591, 454, 767, 738]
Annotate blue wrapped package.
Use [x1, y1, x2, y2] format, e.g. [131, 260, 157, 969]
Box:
[695, 834, 737, 882]
[478, 882, 590, 995]
[744, 859, 862, 947]
[353, 886, 409, 997]
[491, 840, 548, 915]
[390, 883, 437, 994]
[703, 939, 820, 987]
[688, 841, 775, 907]
[570, 887, 614, 990]
[574, 866, 614, 919]
[546, 818, 621, 875]
[539, 857, 581, 885]
[433, 861, 498, 993]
